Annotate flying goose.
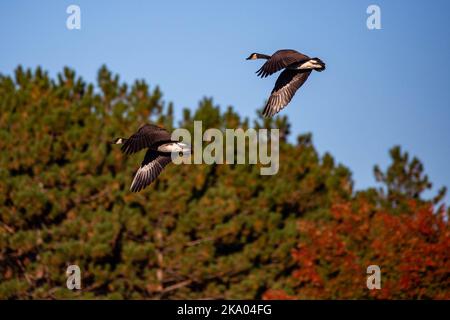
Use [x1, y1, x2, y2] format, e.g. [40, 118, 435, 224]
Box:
[246, 49, 325, 117]
[112, 124, 190, 192]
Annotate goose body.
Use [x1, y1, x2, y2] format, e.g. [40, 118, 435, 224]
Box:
[113, 124, 190, 192]
[247, 49, 325, 117]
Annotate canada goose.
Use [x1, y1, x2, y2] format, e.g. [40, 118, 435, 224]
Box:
[112, 124, 190, 192]
[246, 49, 325, 117]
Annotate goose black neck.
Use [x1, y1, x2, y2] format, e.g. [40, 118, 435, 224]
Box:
[256, 53, 271, 60]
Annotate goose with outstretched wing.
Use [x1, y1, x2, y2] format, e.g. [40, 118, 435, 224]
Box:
[247, 49, 325, 117]
[112, 124, 190, 192]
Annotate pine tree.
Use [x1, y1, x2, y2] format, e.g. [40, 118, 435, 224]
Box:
[374, 146, 447, 213]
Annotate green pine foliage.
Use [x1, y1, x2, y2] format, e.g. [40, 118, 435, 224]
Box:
[0, 66, 446, 299]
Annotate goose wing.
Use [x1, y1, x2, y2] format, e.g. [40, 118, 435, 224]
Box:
[121, 124, 173, 155]
[256, 49, 309, 78]
[130, 150, 172, 192]
[262, 69, 311, 118]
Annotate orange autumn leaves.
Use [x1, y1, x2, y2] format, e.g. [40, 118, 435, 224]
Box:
[265, 200, 449, 299]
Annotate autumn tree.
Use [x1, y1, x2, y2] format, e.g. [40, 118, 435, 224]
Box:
[264, 152, 449, 299]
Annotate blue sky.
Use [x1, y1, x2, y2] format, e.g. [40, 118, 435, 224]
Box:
[1, 0, 449, 202]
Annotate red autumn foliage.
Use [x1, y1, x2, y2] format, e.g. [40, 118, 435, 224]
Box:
[264, 200, 450, 299]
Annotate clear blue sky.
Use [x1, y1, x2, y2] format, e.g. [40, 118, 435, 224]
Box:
[1, 0, 449, 203]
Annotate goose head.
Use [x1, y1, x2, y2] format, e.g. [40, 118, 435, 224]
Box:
[246, 53, 258, 60]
